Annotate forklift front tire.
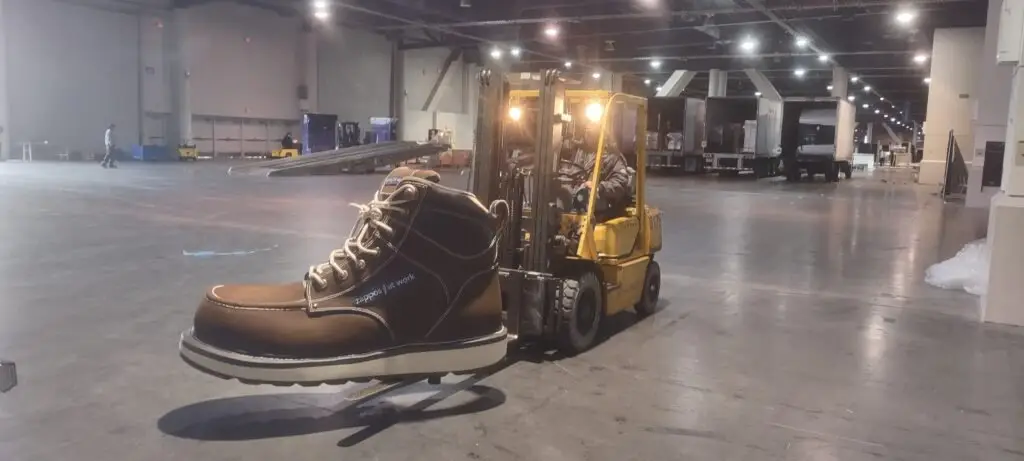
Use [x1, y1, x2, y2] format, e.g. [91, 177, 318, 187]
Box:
[635, 260, 661, 317]
[557, 271, 604, 355]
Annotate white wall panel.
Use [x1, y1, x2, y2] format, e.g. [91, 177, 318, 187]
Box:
[193, 118, 214, 154]
[401, 48, 473, 144]
[5, 0, 140, 153]
[404, 48, 466, 115]
[317, 28, 392, 124]
[184, 2, 301, 121]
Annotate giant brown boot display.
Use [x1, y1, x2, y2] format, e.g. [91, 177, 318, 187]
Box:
[179, 167, 508, 385]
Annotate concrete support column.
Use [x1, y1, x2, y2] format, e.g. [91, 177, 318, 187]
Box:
[919, 27, 985, 185]
[389, 40, 404, 138]
[298, 24, 317, 113]
[656, 70, 697, 97]
[0, 0, 9, 160]
[743, 69, 781, 101]
[866, 122, 874, 144]
[169, 8, 192, 146]
[983, 66, 1024, 326]
[593, 72, 623, 92]
[708, 69, 728, 97]
[967, 0, 1014, 207]
[831, 67, 849, 98]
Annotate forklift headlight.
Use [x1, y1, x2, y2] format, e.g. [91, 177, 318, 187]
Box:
[508, 106, 523, 121]
[585, 102, 603, 122]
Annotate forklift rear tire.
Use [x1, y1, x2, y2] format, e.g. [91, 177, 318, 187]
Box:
[634, 260, 661, 317]
[557, 271, 603, 355]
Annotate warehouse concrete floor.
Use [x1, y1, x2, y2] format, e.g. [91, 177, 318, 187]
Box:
[1, 161, 1020, 461]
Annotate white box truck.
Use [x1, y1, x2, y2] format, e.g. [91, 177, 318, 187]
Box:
[702, 96, 783, 178]
[646, 96, 707, 173]
[780, 97, 856, 182]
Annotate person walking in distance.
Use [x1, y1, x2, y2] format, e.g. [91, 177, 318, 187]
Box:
[101, 124, 118, 169]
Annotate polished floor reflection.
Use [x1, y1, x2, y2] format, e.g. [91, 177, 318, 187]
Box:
[0, 162, 1018, 461]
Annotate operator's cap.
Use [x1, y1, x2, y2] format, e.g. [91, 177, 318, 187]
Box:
[378, 166, 441, 197]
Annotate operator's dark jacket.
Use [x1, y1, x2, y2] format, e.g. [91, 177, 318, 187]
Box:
[560, 148, 631, 205]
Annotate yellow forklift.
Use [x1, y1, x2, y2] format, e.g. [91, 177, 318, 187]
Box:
[269, 146, 300, 159]
[177, 143, 198, 161]
[472, 69, 663, 354]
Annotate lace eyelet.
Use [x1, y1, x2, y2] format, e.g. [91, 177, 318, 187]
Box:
[357, 259, 367, 269]
[338, 270, 349, 280]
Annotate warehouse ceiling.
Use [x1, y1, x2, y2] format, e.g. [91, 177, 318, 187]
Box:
[63, 0, 990, 124]
[322, 0, 988, 124]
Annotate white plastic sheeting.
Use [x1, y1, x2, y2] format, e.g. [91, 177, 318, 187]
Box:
[924, 239, 990, 295]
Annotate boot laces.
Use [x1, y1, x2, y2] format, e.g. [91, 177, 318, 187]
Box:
[305, 184, 417, 291]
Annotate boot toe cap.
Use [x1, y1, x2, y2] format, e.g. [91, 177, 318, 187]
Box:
[193, 284, 391, 359]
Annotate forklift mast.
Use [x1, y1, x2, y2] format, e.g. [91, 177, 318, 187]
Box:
[524, 70, 566, 273]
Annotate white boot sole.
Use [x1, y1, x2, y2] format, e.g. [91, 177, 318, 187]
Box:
[179, 327, 508, 385]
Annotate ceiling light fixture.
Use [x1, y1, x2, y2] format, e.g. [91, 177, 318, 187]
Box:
[564, 61, 572, 69]
[895, 9, 917, 25]
[818, 53, 830, 63]
[313, 9, 330, 20]
[795, 36, 809, 48]
[794, 68, 806, 77]
[875, 109, 881, 114]
[655, 86, 663, 92]
[739, 37, 758, 53]
[863, 86, 872, 91]
[490, 48, 502, 59]
[313, 0, 329, 8]
[880, 96, 885, 101]
[850, 76, 859, 83]
[755, 91, 762, 96]
[862, 104, 869, 108]
[592, 72, 601, 79]
[913, 53, 929, 64]
[848, 95, 856, 101]
[510, 47, 521, 57]
[644, 79, 651, 85]
[924, 77, 931, 84]
[650, 59, 662, 69]
[827, 84, 834, 91]
[544, 25, 559, 38]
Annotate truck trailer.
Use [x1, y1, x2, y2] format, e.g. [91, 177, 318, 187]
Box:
[780, 97, 856, 182]
[645, 96, 706, 173]
[702, 96, 783, 178]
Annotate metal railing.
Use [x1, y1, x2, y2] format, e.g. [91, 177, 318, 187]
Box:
[941, 130, 969, 202]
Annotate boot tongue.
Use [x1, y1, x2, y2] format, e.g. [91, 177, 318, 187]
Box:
[378, 167, 440, 197]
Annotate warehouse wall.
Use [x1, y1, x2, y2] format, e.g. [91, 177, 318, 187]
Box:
[184, 2, 302, 120]
[5, 0, 141, 155]
[402, 48, 477, 149]
[317, 27, 392, 126]
[919, 27, 986, 185]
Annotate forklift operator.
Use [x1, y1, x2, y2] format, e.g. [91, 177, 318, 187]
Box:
[281, 132, 296, 149]
[557, 131, 631, 218]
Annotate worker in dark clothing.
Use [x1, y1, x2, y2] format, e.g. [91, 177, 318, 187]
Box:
[281, 132, 296, 149]
[557, 136, 632, 219]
